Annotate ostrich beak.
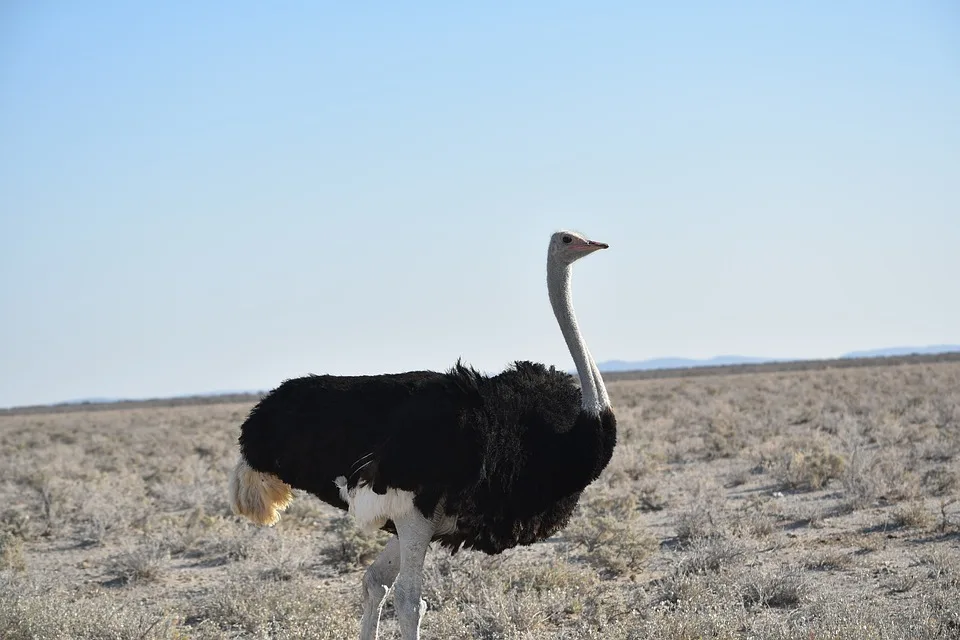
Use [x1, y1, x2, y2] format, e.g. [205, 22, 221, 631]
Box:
[576, 238, 609, 251]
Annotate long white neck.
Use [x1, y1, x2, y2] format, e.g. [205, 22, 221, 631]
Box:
[590, 351, 611, 409]
[547, 258, 610, 415]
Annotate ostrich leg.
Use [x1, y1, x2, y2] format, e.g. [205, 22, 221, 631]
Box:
[393, 512, 435, 640]
[359, 535, 401, 640]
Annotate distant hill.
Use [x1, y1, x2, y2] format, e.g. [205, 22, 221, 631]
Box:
[840, 345, 960, 359]
[57, 397, 123, 405]
[597, 355, 777, 372]
[598, 345, 960, 373]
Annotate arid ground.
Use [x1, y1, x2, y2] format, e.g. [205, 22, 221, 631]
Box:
[1, 357, 959, 639]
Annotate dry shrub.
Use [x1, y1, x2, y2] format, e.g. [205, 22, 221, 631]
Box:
[917, 547, 960, 591]
[777, 446, 845, 491]
[0, 577, 178, 640]
[636, 481, 669, 512]
[75, 490, 132, 547]
[257, 537, 309, 582]
[510, 562, 598, 594]
[205, 526, 312, 581]
[578, 489, 639, 519]
[189, 576, 357, 639]
[605, 443, 659, 485]
[674, 537, 745, 575]
[109, 538, 170, 584]
[938, 497, 958, 532]
[422, 554, 618, 639]
[730, 496, 776, 538]
[842, 450, 922, 509]
[653, 537, 746, 612]
[654, 572, 711, 607]
[167, 506, 219, 555]
[451, 579, 574, 637]
[0, 532, 26, 572]
[783, 501, 831, 528]
[743, 512, 776, 537]
[422, 553, 495, 610]
[675, 503, 723, 542]
[702, 407, 757, 461]
[890, 502, 935, 529]
[0, 509, 30, 540]
[562, 514, 658, 576]
[758, 595, 955, 640]
[803, 550, 854, 571]
[741, 570, 807, 609]
[279, 491, 331, 528]
[886, 573, 919, 594]
[209, 526, 262, 563]
[320, 514, 390, 571]
[22, 472, 59, 536]
[633, 603, 748, 640]
[923, 468, 960, 496]
[563, 490, 659, 576]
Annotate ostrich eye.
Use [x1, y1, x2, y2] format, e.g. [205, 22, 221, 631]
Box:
[562, 235, 572, 244]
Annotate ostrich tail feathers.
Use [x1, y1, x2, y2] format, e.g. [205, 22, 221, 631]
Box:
[228, 458, 294, 526]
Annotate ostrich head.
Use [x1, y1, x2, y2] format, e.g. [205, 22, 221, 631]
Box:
[548, 230, 609, 265]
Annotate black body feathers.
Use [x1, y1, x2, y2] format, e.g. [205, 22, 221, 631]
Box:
[238, 361, 617, 554]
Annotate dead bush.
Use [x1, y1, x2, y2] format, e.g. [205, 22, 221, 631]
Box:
[890, 502, 935, 529]
[777, 447, 845, 491]
[0, 532, 26, 572]
[109, 538, 170, 584]
[319, 514, 390, 571]
[562, 514, 658, 576]
[741, 570, 807, 609]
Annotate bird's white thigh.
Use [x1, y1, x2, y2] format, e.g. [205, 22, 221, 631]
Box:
[359, 535, 400, 640]
[393, 511, 434, 640]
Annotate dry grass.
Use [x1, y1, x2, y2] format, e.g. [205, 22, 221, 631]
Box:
[889, 501, 936, 530]
[0, 532, 26, 572]
[1, 359, 959, 638]
[109, 537, 171, 584]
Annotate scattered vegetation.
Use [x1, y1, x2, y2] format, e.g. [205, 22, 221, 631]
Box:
[0, 358, 958, 638]
[320, 513, 390, 571]
[776, 445, 846, 491]
[562, 512, 658, 575]
[0, 532, 26, 572]
[109, 538, 171, 584]
[803, 550, 855, 571]
[889, 501, 935, 530]
[741, 569, 807, 609]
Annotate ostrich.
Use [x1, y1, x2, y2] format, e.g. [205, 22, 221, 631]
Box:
[228, 230, 616, 640]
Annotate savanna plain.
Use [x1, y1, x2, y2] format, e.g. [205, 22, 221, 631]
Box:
[1, 357, 959, 639]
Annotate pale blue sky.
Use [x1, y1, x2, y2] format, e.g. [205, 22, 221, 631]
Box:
[2, 2, 958, 407]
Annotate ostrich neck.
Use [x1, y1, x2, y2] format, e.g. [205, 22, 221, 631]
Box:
[591, 354, 611, 409]
[547, 260, 609, 415]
